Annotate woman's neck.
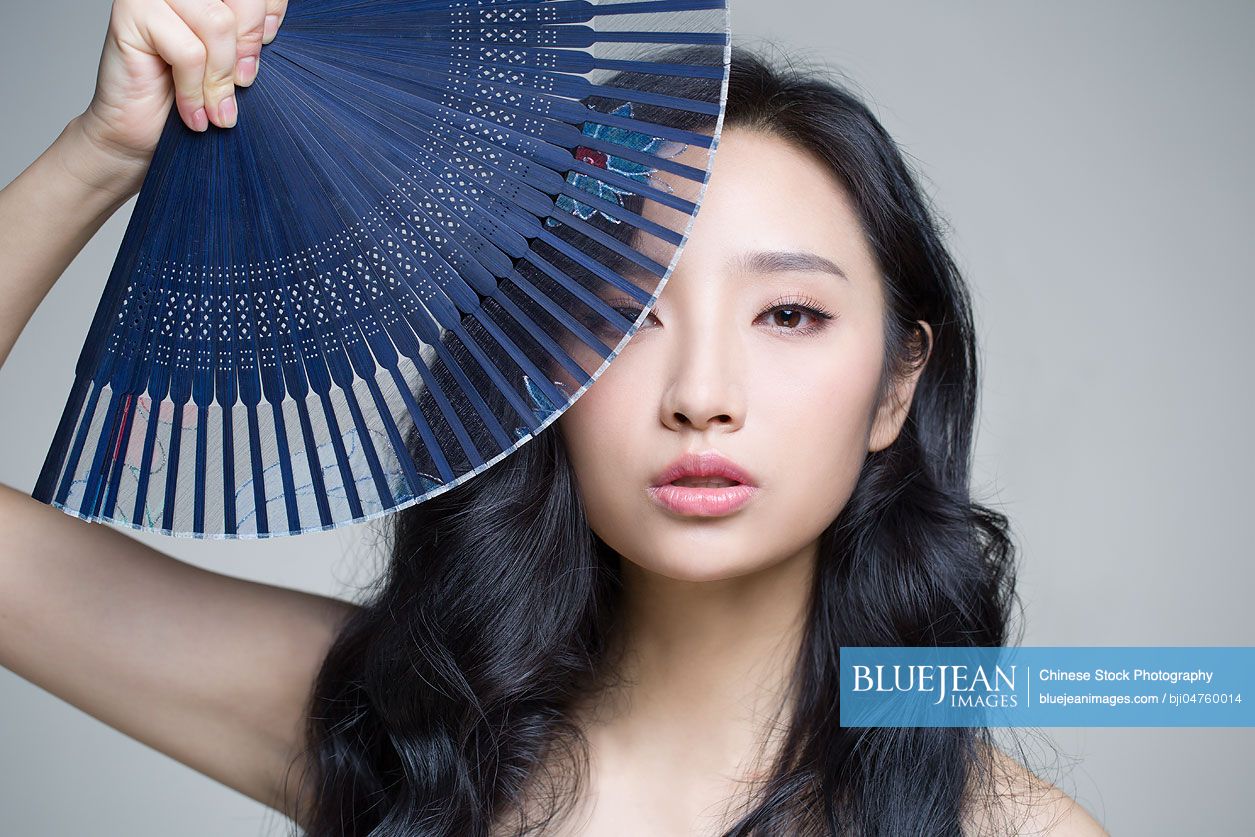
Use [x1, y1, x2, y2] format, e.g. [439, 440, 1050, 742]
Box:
[611, 542, 814, 722]
[569, 541, 817, 830]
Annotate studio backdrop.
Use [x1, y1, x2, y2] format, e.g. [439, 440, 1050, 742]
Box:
[1, 1, 1251, 834]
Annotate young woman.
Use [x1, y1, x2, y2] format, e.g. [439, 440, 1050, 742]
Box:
[0, 1, 1106, 834]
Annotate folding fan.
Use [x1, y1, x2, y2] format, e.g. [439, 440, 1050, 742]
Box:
[31, 0, 730, 538]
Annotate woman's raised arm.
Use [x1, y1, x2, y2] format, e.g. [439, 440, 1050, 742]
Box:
[0, 0, 356, 826]
[0, 483, 357, 820]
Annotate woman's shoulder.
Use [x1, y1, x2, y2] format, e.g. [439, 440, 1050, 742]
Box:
[963, 743, 1108, 836]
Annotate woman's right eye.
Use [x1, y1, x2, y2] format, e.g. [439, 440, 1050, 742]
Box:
[614, 305, 646, 321]
[616, 306, 664, 330]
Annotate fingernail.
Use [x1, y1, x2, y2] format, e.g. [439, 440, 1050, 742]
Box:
[220, 96, 237, 128]
[236, 55, 258, 85]
[192, 107, 208, 132]
[263, 14, 279, 43]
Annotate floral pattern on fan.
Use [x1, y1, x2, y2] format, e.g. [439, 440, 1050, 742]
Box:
[546, 102, 689, 228]
[60, 396, 444, 532]
[512, 373, 570, 439]
[64, 375, 573, 532]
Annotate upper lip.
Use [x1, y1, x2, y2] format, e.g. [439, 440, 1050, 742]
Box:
[650, 450, 758, 488]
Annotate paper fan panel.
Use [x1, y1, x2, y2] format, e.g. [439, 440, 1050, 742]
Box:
[32, 0, 731, 538]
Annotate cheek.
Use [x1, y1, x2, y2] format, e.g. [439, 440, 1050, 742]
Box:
[750, 336, 883, 525]
[556, 353, 654, 530]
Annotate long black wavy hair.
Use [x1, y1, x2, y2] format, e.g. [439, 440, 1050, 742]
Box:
[287, 43, 1021, 836]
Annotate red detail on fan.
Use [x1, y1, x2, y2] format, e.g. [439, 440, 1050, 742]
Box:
[575, 146, 608, 167]
[112, 394, 134, 461]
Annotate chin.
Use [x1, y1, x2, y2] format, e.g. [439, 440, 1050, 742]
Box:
[622, 541, 774, 583]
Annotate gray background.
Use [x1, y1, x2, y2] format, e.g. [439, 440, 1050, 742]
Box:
[2, 1, 1251, 833]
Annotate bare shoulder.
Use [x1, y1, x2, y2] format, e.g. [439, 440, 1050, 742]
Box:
[963, 742, 1107, 836]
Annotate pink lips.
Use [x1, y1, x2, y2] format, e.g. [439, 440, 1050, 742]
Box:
[647, 450, 760, 518]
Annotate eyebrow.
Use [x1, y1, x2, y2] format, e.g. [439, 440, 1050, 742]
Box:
[735, 250, 850, 282]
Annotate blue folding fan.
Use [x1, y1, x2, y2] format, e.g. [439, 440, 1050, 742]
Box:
[31, 0, 731, 538]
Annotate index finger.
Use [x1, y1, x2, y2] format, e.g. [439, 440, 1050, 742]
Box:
[262, 0, 287, 44]
[222, 0, 265, 86]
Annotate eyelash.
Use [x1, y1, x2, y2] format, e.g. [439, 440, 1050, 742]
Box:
[758, 294, 836, 334]
[605, 295, 836, 335]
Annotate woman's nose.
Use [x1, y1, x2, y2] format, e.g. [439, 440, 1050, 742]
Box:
[657, 316, 747, 433]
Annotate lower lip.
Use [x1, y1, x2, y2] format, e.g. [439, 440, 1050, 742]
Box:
[646, 483, 759, 517]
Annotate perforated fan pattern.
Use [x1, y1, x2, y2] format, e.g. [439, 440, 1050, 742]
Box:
[33, 0, 730, 537]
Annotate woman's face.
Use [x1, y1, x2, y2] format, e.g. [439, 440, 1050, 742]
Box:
[558, 128, 928, 582]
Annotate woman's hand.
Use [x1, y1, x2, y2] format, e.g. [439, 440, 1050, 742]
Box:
[70, 0, 288, 197]
[0, 0, 287, 369]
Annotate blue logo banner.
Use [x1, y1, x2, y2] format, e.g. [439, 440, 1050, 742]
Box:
[839, 647, 1254, 727]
